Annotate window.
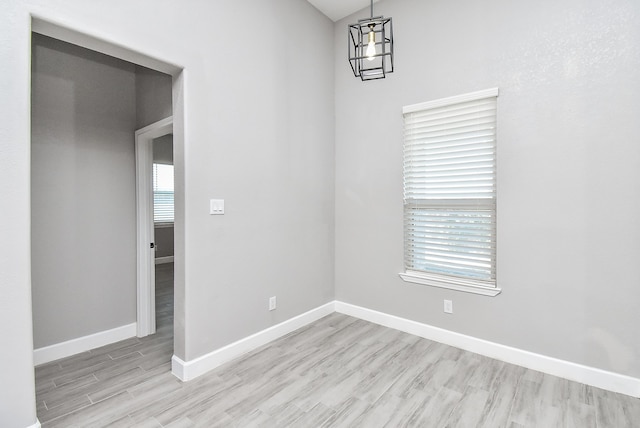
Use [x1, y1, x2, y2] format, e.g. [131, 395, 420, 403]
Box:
[153, 163, 174, 224]
[399, 88, 500, 296]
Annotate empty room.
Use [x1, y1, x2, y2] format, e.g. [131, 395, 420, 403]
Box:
[1, 0, 639, 427]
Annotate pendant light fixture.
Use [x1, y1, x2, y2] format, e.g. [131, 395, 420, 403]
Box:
[348, 0, 394, 81]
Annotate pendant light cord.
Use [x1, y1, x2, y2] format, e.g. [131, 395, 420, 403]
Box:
[370, 0, 374, 18]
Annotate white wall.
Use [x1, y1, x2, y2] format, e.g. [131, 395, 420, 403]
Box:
[31, 33, 138, 349]
[1, 0, 334, 425]
[334, 0, 640, 379]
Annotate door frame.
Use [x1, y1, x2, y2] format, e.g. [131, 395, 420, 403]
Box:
[135, 116, 173, 337]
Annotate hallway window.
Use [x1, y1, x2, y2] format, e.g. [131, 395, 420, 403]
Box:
[153, 163, 174, 223]
[399, 88, 500, 296]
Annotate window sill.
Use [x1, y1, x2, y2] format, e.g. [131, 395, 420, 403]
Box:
[154, 222, 174, 229]
[399, 271, 501, 297]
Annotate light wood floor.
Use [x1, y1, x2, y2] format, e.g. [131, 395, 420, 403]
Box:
[35, 264, 640, 427]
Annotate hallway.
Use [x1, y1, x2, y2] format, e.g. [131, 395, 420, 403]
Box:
[35, 263, 174, 425]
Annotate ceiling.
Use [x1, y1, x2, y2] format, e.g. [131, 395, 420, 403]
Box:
[307, 0, 381, 22]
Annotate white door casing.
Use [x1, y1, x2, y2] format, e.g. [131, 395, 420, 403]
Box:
[135, 116, 173, 337]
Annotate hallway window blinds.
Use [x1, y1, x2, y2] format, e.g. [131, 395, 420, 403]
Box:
[401, 88, 499, 295]
[153, 163, 174, 223]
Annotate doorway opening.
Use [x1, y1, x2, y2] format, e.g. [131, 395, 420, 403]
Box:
[30, 17, 184, 373]
[135, 118, 174, 337]
[152, 133, 175, 341]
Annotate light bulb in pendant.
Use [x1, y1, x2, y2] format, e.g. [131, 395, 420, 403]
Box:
[366, 25, 376, 61]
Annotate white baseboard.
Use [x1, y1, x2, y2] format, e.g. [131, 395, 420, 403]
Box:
[169, 299, 639, 397]
[335, 301, 640, 398]
[155, 256, 174, 264]
[33, 323, 137, 366]
[171, 302, 335, 381]
[171, 355, 187, 381]
[25, 419, 41, 428]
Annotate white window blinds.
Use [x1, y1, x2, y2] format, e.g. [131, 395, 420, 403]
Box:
[402, 88, 498, 289]
[153, 163, 174, 223]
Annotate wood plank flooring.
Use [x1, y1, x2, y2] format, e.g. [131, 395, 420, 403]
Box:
[35, 263, 640, 427]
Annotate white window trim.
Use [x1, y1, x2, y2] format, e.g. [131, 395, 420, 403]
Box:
[399, 270, 501, 296]
[399, 88, 501, 297]
[403, 87, 499, 114]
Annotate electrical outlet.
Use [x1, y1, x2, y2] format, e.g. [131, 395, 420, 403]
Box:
[269, 296, 277, 311]
[444, 299, 453, 314]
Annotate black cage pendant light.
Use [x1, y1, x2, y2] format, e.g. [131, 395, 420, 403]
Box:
[348, 0, 394, 81]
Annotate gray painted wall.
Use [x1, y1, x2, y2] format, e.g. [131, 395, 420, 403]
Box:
[136, 66, 172, 129]
[31, 33, 138, 348]
[2, 1, 334, 424]
[154, 226, 174, 258]
[153, 134, 173, 164]
[3, 0, 640, 425]
[172, 0, 335, 361]
[334, 0, 640, 378]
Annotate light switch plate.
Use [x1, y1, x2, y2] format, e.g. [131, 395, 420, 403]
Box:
[210, 199, 224, 215]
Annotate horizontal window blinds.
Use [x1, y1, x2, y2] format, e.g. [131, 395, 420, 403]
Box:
[403, 89, 497, 287]
[153, 163, 174, 223]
